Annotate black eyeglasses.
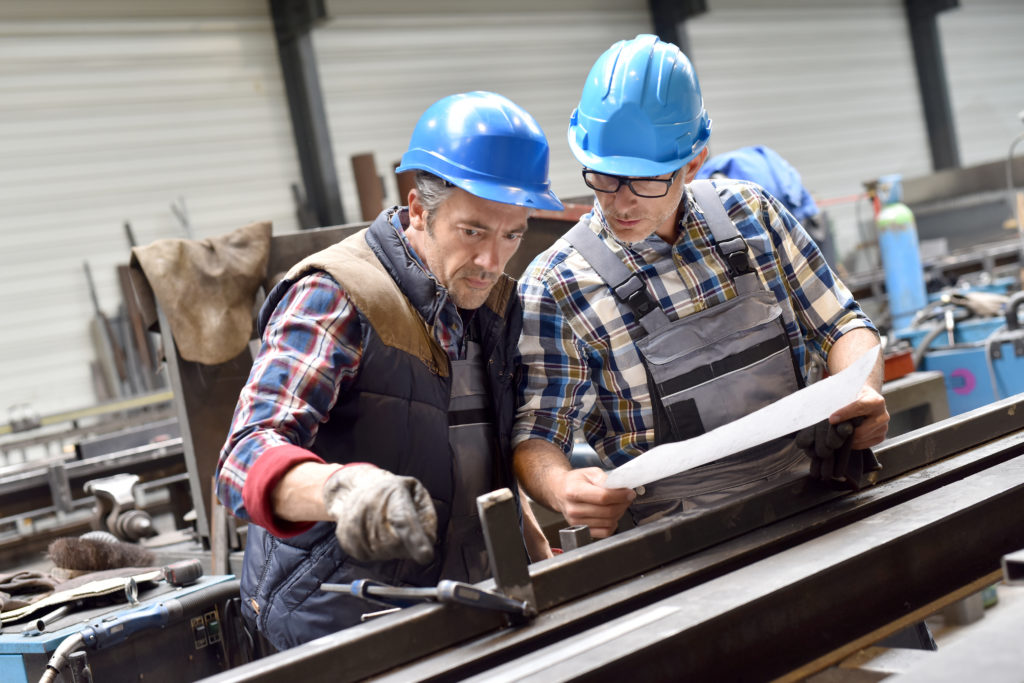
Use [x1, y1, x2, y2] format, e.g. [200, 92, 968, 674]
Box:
[582, 169, 679, 198]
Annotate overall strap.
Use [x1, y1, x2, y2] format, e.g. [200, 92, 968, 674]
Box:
[689, 180, 760, 295]
[564, 223, 671, 335]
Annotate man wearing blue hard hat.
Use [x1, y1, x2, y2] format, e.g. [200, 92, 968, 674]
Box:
[216, 91, 561, 649]
[513, 35, 889, 537]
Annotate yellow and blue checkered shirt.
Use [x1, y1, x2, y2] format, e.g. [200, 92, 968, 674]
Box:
[513, 179, 876, 468]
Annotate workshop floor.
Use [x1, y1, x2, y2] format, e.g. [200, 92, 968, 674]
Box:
[928, 581, 1024, 648]
[808, 581, 1023, 681]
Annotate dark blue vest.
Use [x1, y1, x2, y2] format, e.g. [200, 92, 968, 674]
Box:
[240, 209, 521, 650]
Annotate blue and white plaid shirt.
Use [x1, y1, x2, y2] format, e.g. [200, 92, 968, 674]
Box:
[513, 180, 876, 467]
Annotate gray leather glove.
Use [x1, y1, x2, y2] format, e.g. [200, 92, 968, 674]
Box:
[796, 419, 856, 481]
[322, 465, 438, 565]
[795, 418, 882, 491]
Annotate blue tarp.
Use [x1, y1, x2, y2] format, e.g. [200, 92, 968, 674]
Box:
[696, 145, 819, 224]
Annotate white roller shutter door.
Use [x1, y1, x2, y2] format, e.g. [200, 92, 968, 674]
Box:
[5, 0, 1019, 421]
[315, 0, 653, 216]
[940, 0, 1024, 167]
[687, 0, 931, 265]
[0, 2, 301, 417]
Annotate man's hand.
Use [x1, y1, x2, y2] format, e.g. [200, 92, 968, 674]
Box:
[322, 465, 437, 564]
[829, 384, 889, 450]
[795, 418, 883, 490]
[551, 467, 635, 539]
[825, 329, 889, 450]
[796, 419, 858, 481]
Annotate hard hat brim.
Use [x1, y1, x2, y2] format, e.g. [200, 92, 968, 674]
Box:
[568, 130, 692, 178]
[396, 154, 563, 212]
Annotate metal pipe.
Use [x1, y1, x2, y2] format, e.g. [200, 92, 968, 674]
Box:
[1005, 123, 1024, 268]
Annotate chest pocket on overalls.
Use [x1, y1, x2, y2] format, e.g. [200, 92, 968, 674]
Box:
[444, 340, 496, 584]
[638, 289, 799, 441]
[565, 180, 807, 521]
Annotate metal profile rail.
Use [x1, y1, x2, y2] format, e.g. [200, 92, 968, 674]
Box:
[200, 395, 1024, 683]
[461, 454, 1024, 682]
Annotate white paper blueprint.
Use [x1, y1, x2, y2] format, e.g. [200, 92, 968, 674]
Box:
[603, 346, 879, 490]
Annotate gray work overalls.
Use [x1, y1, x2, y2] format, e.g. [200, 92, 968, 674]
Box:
[566, 180, 808, 525]
[442, 340, 496, 582]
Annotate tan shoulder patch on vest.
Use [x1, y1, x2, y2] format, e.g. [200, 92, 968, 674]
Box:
[285, 229, 449, 377]
[484, 273, 516, 317]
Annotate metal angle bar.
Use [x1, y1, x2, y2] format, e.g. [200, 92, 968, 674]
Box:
[472, 455, 1024, 682]
[531, 396, 1024, 612]
[478, 489, 536, 610]
[196, 398, 1024, 683]
[0, 444, 186, 525]
[370, 429, 1024, 682]
[0, 438, 184, 497]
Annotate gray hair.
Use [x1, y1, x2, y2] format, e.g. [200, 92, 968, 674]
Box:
[414, 171, 456, 213]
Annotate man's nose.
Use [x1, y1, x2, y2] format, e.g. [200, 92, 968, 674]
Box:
[613, 184, 638, 210]
[475, 238, 502, 272]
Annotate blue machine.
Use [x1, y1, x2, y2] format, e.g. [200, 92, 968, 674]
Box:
[0, 575, 241, 683]
[895, 291, 1024, 415]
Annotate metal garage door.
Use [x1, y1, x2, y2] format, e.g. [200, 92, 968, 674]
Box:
[0, 1, 301, 418]
[315, 0, 654, 216]
[687, 0, 931, 267]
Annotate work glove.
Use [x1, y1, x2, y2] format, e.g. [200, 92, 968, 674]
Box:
[795, 419, 882, 491]
[322, 465, 438, 565]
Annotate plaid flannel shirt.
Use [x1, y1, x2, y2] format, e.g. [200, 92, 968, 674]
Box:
[216, 215, 465, 523]
[513, 179, 876, 468]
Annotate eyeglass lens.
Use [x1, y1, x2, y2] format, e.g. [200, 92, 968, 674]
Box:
[584, 171, 673, 198]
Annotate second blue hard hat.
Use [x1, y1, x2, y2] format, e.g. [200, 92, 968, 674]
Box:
[396, 91, 563, 211]
[568, 34, 712, 177]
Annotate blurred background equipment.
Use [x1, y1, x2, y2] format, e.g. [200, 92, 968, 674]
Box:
[696, 144, 837, 267]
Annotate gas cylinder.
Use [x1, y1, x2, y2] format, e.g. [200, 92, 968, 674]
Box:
[876, 174, 927, 332]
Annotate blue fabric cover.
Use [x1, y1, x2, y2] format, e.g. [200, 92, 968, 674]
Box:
[697, 145, 819, 224]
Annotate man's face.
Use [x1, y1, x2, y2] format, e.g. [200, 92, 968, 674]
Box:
[406, 187, 529, 310]
[592, 148, 708, 243]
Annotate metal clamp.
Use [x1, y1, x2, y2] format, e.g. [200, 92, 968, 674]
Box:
[83, 473, 157, 542]
[478, 488, 537, 613]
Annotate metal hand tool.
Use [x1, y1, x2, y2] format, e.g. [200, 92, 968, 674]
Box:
[321, 579, 535, 621]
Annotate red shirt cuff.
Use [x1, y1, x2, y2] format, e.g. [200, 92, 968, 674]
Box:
[242, 444, 326, 538]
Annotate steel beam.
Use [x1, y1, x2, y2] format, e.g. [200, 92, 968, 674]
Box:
[371, 428, 1024, 681]
[199, 396, 1024, 683]
[648, 0, 706, 56]
[269, 0, 345, 227]
[904, 0, 961, 171]
[468, 455, 1024, 681]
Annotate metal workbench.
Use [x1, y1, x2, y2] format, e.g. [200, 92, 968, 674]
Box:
[199, 394, 1024, 682]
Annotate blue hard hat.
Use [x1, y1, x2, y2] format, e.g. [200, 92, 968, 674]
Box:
[396, 91, 563, 211]
[568, 34, 712, 177]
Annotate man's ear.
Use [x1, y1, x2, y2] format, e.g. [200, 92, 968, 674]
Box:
[407, 189, 427, 231]
[683, 147, 710, 183]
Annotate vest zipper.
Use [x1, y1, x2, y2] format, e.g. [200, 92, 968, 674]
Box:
[253, 534, 278, 628]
